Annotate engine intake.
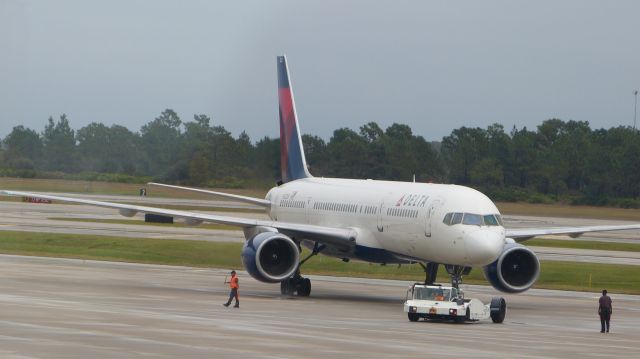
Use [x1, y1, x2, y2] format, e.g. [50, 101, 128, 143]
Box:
[483, 243, 540, 293]
[241, 232, 300, 283]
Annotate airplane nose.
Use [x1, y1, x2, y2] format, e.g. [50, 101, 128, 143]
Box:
[465, 230, 504, 266]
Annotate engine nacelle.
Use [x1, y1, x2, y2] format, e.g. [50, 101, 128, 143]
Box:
[241, 232, 300, 283]
[483, 243, 540, 293]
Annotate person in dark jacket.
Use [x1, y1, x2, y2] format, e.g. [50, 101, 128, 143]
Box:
[598, 289, 612, 333]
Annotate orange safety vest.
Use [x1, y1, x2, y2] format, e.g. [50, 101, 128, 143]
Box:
[229, 275, 239, 289]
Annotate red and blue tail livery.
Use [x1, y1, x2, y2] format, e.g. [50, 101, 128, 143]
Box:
[278, 55, 311, 183]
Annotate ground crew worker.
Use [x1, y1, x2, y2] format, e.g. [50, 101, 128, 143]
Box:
[224, 270, 239, 308]
[598, 289, 612, 333]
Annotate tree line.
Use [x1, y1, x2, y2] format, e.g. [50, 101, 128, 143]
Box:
[1, 109, 639, 206]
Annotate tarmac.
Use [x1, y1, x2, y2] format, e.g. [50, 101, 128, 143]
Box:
[0, 254, 638, 359]
[2, 194, 640, 358]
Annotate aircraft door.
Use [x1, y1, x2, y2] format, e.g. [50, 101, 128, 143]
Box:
[425, 198, 443, 237]
[271, 191, 282, 221]
[377, 200, 385, 232]
[305, 197, 313, 224]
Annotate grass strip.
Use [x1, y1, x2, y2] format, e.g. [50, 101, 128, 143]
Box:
[497, 202, 640, 221]
[525, 238, 640, 252]
[1, 230, 639, 294]
[48, 217, 238, 231]
[0, 231, 242, 268]
[0, 177, 267, 198]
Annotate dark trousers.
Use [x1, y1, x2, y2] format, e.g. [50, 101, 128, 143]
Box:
[226, 288, 239, 305]
[600, 313, 611, 332]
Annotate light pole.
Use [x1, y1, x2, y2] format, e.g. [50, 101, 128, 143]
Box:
[635, 90, 638, 131]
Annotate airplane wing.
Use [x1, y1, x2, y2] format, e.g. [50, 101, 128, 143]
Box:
[147, 182, 271, 208]
[1, 190, 356, 250]
[506, 224, 640, 242]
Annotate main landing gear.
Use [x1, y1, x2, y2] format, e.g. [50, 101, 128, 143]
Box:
[280, 272, 311, 296]
[419, 262, 471, 289]
[280, 242, 325, 297]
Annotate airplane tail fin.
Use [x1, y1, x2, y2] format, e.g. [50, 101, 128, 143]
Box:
[277, 55, 311, 183]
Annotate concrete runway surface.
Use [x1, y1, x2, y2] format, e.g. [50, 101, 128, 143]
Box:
[0, 254, 638, 359]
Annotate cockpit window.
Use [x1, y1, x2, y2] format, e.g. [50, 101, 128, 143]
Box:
[462, 213, 483, 226]
[444, 212, 504, 227]
[483, 214, 499, 226]
[451, 212, 463, 225]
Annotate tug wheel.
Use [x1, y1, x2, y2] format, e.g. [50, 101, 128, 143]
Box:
[490, 297, 507, 323]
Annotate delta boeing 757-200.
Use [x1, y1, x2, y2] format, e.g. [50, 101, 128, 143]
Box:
[5, 56, 640, 297]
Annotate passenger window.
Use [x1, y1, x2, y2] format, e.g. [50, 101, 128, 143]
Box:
[451, 213, 463, 225]
[483, 214, 499, 226]
[462, 213, 483, 226]
[443, 213, 452, 225]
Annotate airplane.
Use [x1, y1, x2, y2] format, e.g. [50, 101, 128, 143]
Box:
[4, 55, 640, 297]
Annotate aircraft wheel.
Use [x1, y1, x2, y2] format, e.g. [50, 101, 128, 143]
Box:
[280, 279, 292, 295]
[490, 297, 507, 323]
[299, 278, 311, 297]
[455, 308, 470, 323]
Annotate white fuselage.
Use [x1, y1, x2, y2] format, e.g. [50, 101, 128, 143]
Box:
[266, 178, 506, 267]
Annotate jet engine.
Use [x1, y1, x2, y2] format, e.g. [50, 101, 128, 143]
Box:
[483, 243, 540, 293]
[241, 232, 300, 283]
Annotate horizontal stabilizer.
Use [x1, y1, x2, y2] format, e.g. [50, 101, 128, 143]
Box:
[148, 182, 270, 208]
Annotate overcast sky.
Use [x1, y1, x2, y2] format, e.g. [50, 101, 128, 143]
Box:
[1, 0, 639, 142]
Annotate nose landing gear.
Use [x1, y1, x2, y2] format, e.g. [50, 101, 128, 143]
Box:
[445, 264, 472, 289]
[419, 262, 472, 289]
